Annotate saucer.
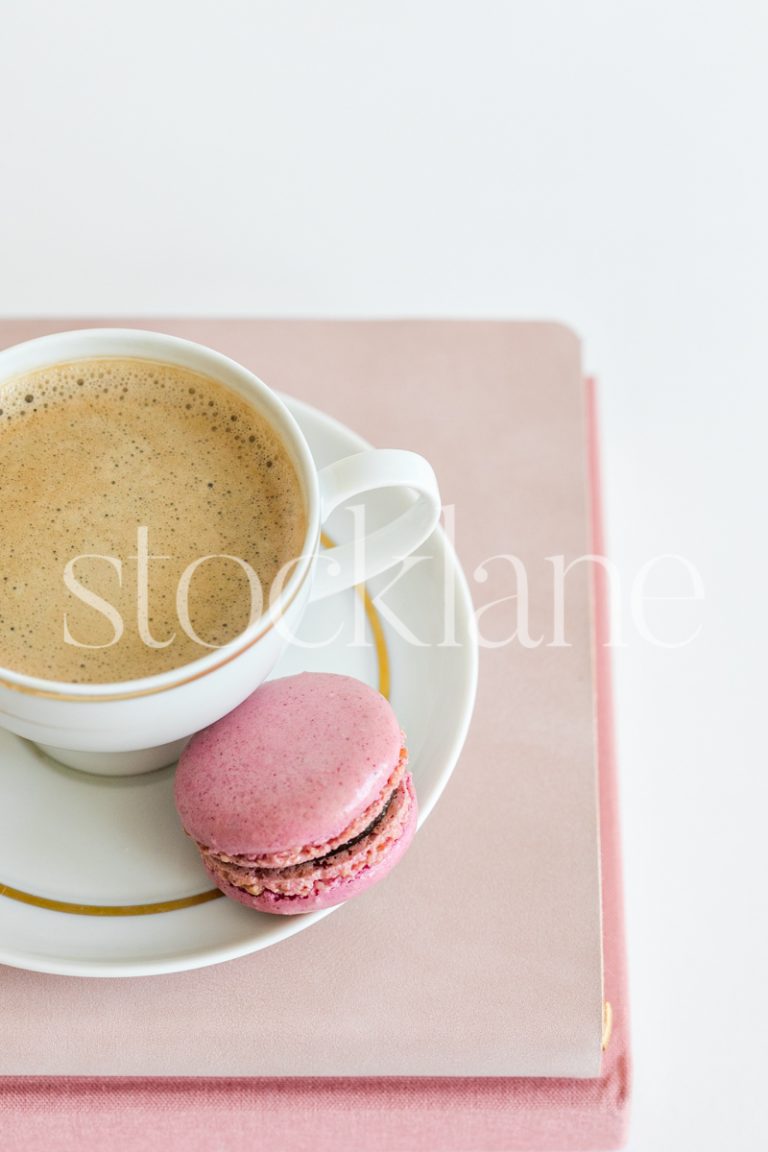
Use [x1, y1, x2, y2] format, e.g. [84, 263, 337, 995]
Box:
[0, 397, 477, 977]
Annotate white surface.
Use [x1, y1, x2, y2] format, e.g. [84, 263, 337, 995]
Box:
[0, 397, 477, 976]
[0, 0, 765, 1143]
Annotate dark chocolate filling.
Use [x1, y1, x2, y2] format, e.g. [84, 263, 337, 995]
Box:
[295, 786, 398, 869]
[204, 783, 404, 877]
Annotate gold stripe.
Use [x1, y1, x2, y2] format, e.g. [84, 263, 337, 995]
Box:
[1, 537, 390, 917]
[0, 882, 222, 917]
[320, 530, 390, 700]
[601, 1001, 613, 1051]
[366, 588, 389, 699]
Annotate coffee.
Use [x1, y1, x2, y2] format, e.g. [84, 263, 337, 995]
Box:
[0, 357, 307, 683]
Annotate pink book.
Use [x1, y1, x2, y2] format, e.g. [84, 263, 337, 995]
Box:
[0, 319, 630, 1150]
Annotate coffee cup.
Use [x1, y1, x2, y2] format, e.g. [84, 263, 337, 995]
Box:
[0, 328, 441, 775]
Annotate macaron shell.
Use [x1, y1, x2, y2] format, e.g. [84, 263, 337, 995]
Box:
[175, 673, 403, 856]
[210, 751, 408, 871]
[205, 781, 418, 915]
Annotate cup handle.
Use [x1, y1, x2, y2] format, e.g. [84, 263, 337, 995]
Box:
[310, 450, 441, 601]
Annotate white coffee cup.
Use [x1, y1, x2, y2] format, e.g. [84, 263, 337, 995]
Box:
[0, 329, 441, 775]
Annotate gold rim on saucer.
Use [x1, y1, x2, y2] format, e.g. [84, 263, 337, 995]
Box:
[0, 554, 390, 918]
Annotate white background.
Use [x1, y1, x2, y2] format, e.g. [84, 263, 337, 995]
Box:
[1, 2, 766, 1148]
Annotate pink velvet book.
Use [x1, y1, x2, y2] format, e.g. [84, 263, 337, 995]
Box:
[0, 320, 630, 1150]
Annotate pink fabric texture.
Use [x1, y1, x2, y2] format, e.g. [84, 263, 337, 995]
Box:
[0, 322, 630, 1150]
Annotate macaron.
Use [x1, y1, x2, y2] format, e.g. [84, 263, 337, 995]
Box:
[174, 672, 417, 914]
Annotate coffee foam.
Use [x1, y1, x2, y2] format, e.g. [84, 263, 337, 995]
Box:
[0, 357, 307, 683]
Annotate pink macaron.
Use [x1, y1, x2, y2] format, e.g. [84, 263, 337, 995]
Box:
[174, 672, 418, 914]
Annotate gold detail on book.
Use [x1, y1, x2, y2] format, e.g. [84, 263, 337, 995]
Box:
[601, 1001, 613, 1051]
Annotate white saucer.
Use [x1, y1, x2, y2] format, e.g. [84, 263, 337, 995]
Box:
[0, 397, 477, 977]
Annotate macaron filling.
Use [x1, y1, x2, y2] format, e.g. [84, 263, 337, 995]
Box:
[200, 758, 415, 902]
